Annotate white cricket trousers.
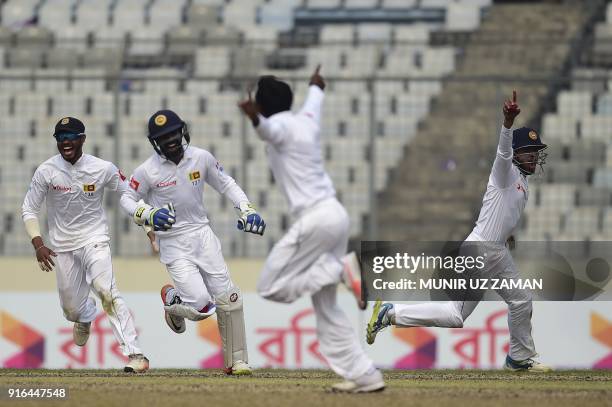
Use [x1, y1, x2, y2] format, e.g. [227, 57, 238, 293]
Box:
[258, 198, 374, 380]
[158, 225, 235, 309]
[55, 241, 142, 356]
[393, 236, 536, 361]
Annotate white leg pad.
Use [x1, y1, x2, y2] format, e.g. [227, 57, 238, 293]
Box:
[215, 287, 248, 368]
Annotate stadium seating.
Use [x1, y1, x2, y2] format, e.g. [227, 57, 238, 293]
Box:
[518, 80, 612, 242]
[12, 0, 607, 256]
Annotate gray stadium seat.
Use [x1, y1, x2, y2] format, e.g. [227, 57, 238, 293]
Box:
[81, 48, 122, 73]
[167, 26, 202, 57]
[194, 47, 231, 76]
[535, 183, 575, 210]
[7, 48, 43, 68]
[37, 0, 75, 31]
[46, 48, 81, 69]
[541, 113, 577, 142]
[445, 2, 481, 31]
[320, 25, 355, 44]
[75, 0, 112, 32]
[71, 68, 108, 92]
[15, 26, 54, 50]
[593, 168, 612, 188]
[34, 69, 70, 93]
[357, 24, 393, 43]
[186, 3, 219, 26]
[596, 92, 612, 115]
[223, 1, 257, 27]
[0, 27, 12, 48]
[546, 163, 592, 184]
[149, 0, 185, 32]
[557, 91, 592, 117]
[563, 207, 602, 236]
[576, 186, 611, 207]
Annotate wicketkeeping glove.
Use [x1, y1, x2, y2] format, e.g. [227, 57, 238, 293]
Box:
[237, 202, 265, 235]
[134, 201, 176, 231]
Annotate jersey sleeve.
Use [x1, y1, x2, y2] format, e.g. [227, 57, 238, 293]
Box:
[22, 167, 48, 221]
[490, 126, 515, 189]
[298, 85, 325, 125]
[255, 115, 287, 146]
[202, 150, 249, 208]
[104, 162, 129, 193]
[119, 165, 150, 217]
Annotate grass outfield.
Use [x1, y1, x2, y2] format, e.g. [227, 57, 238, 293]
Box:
[0, 369, 611, 407]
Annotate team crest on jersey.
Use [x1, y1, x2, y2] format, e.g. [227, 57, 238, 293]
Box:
[528, 130, 538, 140]
[189, 171, 201, 186]
[83, 184, 96, 196]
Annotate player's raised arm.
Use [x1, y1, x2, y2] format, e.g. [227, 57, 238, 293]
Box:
[22, 168, 57, 272]
[202, 151, 265, 235]
[491, 90, 521, 189]
[299, 64, 325, 125]
[238, 88, 260, 127]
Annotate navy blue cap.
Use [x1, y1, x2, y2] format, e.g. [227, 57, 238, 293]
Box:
[54, 117, 85, 136]
[512, 127, 547, 151]
[148, 110, 184, 140]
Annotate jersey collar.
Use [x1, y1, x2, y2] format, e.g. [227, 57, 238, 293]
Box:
[156, 145, 193, 167]
[59, 153, 87, 169]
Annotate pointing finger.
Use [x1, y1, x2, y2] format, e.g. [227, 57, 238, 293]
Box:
[314, 64, 321, 76]
[246, 83, 254, 101]
[512, 90, 517, 104]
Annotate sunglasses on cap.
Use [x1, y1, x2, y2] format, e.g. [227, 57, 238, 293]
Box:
[54, 132, 85, 142]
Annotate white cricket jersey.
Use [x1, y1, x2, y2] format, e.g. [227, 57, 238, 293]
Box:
[469, 126, 529, 243]
[120, 146, 249, 238]
[255, 85, 336, 217]
[22, 154, 128, 252]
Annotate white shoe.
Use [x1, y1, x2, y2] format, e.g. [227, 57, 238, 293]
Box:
[331, 368, 385, 393]
[161, 284, 186, 333]
[124, 354, 150, 373]
[504, 355, 552, 372]
[225, 360, 253, 376]
[342, 252, 366, 310]
[73, 322, 91, 346]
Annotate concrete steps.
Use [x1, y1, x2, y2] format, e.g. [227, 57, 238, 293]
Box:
[371, 2, 592, 242]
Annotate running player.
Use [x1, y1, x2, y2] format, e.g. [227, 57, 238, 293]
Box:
[22, 117, 150, 373]
[120, 109, 264, 375]
[366, 91, 551, 372]
[238, 66, 385, 392]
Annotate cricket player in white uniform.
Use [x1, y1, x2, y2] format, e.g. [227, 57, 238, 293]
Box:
[238, 67, 385, 393]
[21, 117, 149, 373]
[366, 91, 552, 372]
[120, 109, 264, 375]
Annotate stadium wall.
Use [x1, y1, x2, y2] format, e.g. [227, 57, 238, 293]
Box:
[1, 259, 611, 371]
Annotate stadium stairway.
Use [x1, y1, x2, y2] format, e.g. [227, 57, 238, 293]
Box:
[371, 1, 602, 243]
